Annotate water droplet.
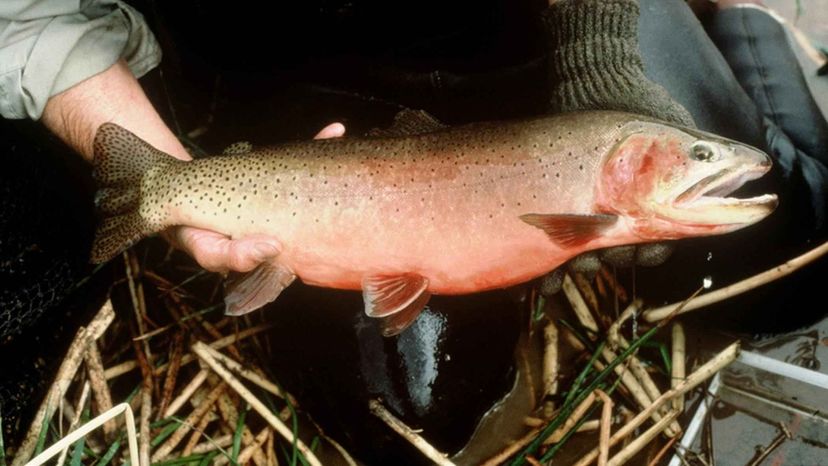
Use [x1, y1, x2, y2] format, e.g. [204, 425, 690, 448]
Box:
[706, 252, 713, 261]
[703, 276, 713, 289]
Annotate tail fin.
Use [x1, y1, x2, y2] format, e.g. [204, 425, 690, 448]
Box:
[90, 123, 177, 263]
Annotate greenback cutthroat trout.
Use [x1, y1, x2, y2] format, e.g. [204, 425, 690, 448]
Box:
[91, 110, 777, 335]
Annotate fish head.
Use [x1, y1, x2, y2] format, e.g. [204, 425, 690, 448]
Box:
[596, 120, 778, 240]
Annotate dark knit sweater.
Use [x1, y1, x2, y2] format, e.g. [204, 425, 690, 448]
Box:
[543, 0, 695, 127]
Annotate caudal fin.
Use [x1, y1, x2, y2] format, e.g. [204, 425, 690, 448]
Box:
[90, 123, 176, 263]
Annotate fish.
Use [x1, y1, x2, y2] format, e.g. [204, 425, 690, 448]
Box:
[90, 110, 778, 335]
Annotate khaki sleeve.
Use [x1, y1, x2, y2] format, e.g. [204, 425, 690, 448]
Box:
[0, 0, 161, 120]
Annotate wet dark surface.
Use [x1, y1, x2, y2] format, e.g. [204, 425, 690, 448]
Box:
[262, 286, 523, 464]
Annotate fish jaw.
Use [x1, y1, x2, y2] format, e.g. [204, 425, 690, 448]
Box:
[652, 161, 778, 232]
[596, 121, 778, 241]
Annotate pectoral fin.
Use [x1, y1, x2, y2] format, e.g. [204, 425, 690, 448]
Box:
[363, 273, 431, 336]
[224, 261, 296, 315]
[520, 213, 618, 248]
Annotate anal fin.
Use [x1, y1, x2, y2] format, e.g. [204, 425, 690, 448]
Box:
[224, 260, 296, 315]
[363, 273, 431, 336]
[520, 213, 618, 248]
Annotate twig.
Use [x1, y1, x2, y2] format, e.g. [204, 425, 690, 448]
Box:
[606, 299, 678, 433]
[572, 343, 740, 466]
[599, 266, 628, 303]
[563, 274, 599, 332]
[607, 409, 681, 466]
[746, 422, 792, 466]
[190, 434, 233, 455]
[132, 336, 154, 466]
[643, 240, 828, 322]
[481, 427, 542, 466]
[11, 300, 115, 466]
[192, 342, 322, 466]
[25, 403, 139, 466]
[55, 382, 90, 466]
[165, 369, 209, 418]
[605, 342, 679, 436]
[646, 434, 679, 466]
[152, 381, 226, 461]
[369, 400, 456, 466]
[574, 273, 600, 314]
[202, 347, 293, 402]
[543, 321, 560, 413]
[139, 389, 151, 466]
[321, 433, 359, 466]
[266, 430, 278, 466]
[544, 392, 597, 445]
[158, 330, 187, 419]
[672, 323, 686, 412]
[182, 403, 217, 456]
[104, 324, 273, 380]
[595, 390, 613, 466]
[606, 300, 642, 349]
[84, 342, 115, 438]
[482, 421, 600, 466]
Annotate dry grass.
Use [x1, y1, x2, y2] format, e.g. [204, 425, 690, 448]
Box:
[7, 248, 356, 466]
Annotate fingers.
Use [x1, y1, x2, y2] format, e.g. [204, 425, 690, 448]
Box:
[163, 123, 342, 274]
[314, 122, 346, 140]
[168, 226, 281, 273]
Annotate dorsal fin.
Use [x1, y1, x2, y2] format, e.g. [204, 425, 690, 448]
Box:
[520, 213, 618, 248]
[223, 141, 253, 155]
[368, 109, 448, 137]
[362, 273, 431, 336]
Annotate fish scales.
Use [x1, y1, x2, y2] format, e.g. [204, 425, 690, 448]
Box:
[91, 110, 777, 333]
[145, 114, 622, 293]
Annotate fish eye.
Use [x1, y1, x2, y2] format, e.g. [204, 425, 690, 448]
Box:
[690, 141, 720, 162]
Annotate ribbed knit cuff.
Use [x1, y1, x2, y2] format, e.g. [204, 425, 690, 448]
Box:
[542, 0, 695, 127]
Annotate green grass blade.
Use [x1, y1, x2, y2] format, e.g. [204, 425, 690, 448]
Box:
[153, 454, 209, 465]
[562, 339, 605, 408]
[69, 435, 85, 466]
[95, 438, 121, 466]
[198, 451, 219, 466]
[151, 421, 182, 448]
[533, 295, 547, 322]
[231, 404, 249, 462]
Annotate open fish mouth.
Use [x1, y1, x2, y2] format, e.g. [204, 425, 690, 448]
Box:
[674, 164, 778, 210]
[668, 162, 778, 226]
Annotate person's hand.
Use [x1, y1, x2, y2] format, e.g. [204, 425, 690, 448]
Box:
[165, 122, 346, 273]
